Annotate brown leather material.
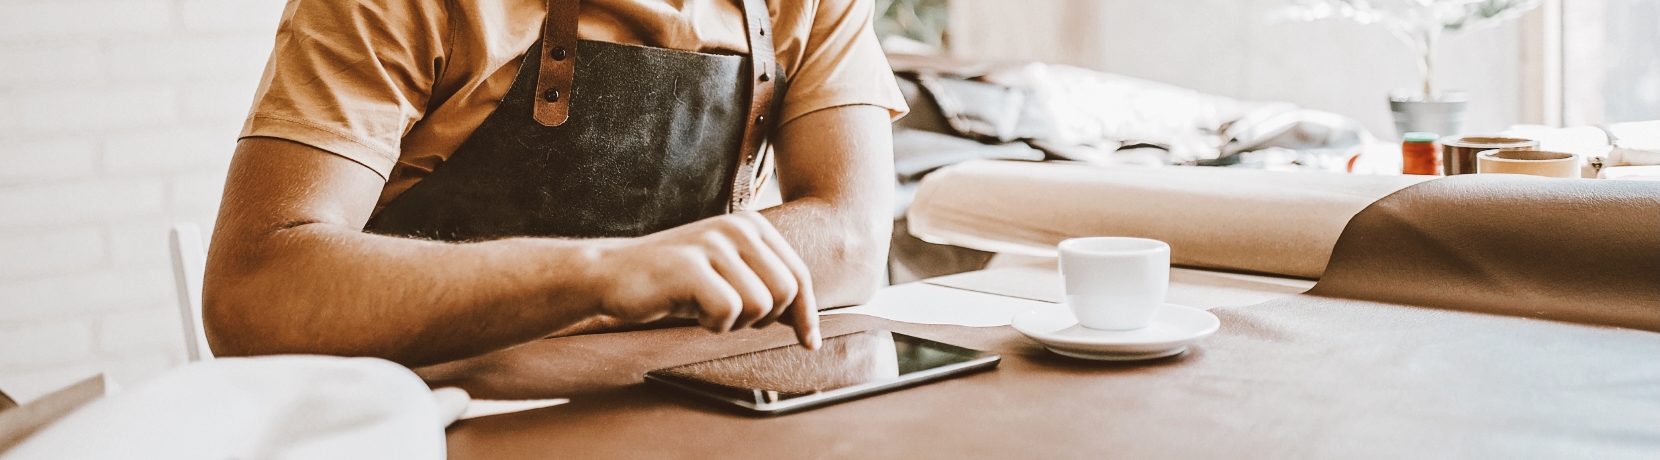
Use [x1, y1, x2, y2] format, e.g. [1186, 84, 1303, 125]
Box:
[905, 160, 1433, 279]
[434, 311, 1659, 459]
[533, 0, 580, 126]
[363, 39, 758, 240]
[365, 1, 788, 240]
[531, 0, 777, 209]
[1310, 174, 1660, 331]
[729, 0, 778, 211]
[434, 174, 1660, 458]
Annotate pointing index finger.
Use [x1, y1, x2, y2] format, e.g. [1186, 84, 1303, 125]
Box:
[747, 213, 820, 349]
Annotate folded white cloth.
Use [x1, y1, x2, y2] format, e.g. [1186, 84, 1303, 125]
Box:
[1607, 143, 1660, 167]
[2, 356, 446, 460]
[1598, 165, 1660, 181]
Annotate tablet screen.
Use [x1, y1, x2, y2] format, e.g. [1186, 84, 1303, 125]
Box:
[647, 330, 994, 406]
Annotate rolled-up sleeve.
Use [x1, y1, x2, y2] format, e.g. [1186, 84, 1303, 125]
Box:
[775, 0, 909, 126]
[239, 0, 447, 180]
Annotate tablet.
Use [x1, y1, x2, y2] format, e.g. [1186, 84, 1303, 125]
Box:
[644, 330, 1000, 415]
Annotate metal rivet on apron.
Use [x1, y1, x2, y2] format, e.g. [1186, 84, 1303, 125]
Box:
[551, 47, 567, 61]
[543, 88, 560, 102]
[756, 115, 766, 124]
[759, 71, 770, 82]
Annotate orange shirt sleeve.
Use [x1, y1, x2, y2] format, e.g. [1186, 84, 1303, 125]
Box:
[776, 0, 909, 126]
[239, 0, 448, 180]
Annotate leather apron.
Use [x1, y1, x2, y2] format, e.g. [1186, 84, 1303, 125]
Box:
[365, 0, 786, 241]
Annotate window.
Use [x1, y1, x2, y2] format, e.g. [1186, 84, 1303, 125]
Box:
[1571, 0, 1659, 124]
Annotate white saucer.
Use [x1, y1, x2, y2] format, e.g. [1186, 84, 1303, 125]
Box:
[1011, 304, 1220, 361]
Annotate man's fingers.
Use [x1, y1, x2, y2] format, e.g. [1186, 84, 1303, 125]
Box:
[790, 285, 821, 349]
[702, 233, 775, 330]
[749, 215, 812, 283]
[685, 263, 744, 333]
[620, 212, 813, 340]
[723, 226, 799, 329]
[737, 213, 821, 349]
[774, 264, 820, 350]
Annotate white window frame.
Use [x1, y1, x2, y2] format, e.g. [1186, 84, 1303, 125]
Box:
[1518, 0, 1563, 127]
[1524, 0, 1647, 127]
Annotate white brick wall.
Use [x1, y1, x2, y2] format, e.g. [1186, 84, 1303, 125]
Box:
[0, 228, 105, 278]
[0, 139, 100, 183]
[0, 43, 103, 85]
[0, 0, 286, 403]
[0, 1, 173, 39]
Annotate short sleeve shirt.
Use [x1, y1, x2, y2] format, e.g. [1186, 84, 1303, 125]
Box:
[240, 0, 908, 208]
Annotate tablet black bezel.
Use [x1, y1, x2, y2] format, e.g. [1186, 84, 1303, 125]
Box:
[643, 330, 1001, 415]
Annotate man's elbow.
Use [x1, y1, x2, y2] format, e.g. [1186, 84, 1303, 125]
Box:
[199, 284, 270, 358]
[200, 272, 315, 358]
[818, 218, 891, 307]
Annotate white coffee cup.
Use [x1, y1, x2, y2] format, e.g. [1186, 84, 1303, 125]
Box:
[1058, 237, 1170, 330]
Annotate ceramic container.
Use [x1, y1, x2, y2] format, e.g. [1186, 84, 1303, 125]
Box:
[1058, 237, 1170, 331]
[1477, 149, 1580, 178]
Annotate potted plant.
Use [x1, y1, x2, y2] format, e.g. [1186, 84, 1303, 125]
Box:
[1278, 0, 1542, 138]
[875, 0, 950, 53]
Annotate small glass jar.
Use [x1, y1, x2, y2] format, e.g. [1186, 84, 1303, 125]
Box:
[1402, 132, 1441, 175]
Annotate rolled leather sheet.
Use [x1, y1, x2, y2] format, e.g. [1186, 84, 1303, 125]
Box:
[433, 173, 1659, 459]
[906, 160, 1432, 279]
[1312, 174, 1660, 331]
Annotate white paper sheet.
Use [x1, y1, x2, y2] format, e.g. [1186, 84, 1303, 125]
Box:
[920, 263, 1315, 311]
[460, 399, 569, 420]
[826, 282, 1066, 327]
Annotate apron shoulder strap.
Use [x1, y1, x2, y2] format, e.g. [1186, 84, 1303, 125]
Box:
[730, 0, 779, 211]
[534, 0, 581, 126]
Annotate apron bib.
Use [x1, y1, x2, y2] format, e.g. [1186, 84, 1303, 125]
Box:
[366, 0, 784, 241]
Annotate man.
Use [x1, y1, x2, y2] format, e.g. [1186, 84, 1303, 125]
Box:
[203, 0, 906, 367]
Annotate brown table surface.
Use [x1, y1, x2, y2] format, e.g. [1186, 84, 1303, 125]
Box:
[430, 305, 1659, 460]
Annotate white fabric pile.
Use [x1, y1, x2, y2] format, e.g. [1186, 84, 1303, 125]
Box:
[1, 357, 467, 460]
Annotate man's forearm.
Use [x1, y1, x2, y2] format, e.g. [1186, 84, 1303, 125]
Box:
[204, 139, 621, 367]
[760, 197, 890, 307]
[766, 105, 898, 307]
[206, 221, 605, 366]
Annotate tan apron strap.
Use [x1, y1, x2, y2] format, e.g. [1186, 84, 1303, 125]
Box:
[730, 0, 778, 212]
[534, 0, 580, 126]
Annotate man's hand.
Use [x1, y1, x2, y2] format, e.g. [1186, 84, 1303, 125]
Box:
[589, 212, 821, 349]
